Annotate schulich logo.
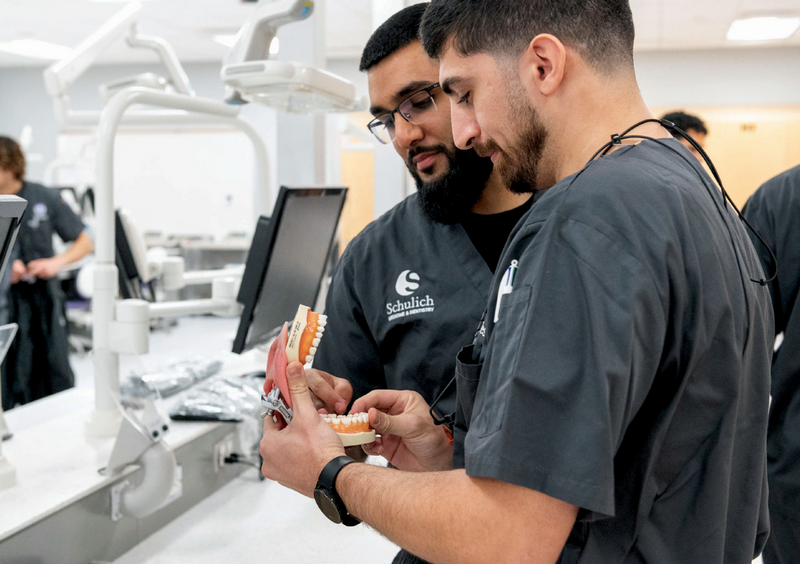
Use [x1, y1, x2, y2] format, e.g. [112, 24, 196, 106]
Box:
[395, 270, 419, 296]
[387, 270, 435, 322]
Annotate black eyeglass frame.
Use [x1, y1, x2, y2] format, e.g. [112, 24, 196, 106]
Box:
[367, 82, 441, 144]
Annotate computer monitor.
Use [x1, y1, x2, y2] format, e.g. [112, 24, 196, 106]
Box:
[0, 196, 27, 283]
[232, 186, 347, 354]
[0, 195, 26, 434]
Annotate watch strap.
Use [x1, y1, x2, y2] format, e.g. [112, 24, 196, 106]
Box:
[317, 455, 361, 526]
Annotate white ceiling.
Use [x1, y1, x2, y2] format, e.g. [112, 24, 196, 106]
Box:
[0, 0, 798, 68]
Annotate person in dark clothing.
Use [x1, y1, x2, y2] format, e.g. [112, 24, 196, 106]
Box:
[258, 1, 772, 562]
[0, 136, 93, 409]
[743, 163, 800, 564]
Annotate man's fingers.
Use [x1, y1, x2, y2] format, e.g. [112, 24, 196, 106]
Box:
[361, 435, 384, 456]
[286, 361, 315, 416]
[351, 389, 407, 415]
[331, 378, 353, 410]
[306, 369, 348, 414]
[368, 407, 412, 437]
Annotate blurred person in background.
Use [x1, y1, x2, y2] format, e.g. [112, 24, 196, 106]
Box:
[661, 110, 708, 161]
[0, 135, 93, 410]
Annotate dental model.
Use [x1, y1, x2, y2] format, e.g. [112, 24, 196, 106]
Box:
[320, 412, 376, 447]
[262, 305, 375, 446]
[263, 305, 326, 424]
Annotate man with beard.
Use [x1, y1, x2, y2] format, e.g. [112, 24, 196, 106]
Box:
[259, 1, 772, 563]
[310, 4, 532, 433]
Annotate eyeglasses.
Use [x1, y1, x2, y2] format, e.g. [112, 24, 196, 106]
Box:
[367, 83, 440, 144]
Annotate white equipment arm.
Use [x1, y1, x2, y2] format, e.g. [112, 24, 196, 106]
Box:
[126, 25, 195, 96]
[43, 2, 142, 98]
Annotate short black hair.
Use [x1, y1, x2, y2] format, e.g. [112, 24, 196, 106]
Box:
[420, 0, 635, 75]
[360, 3, 429, 72]
[661, 111, 708, 136]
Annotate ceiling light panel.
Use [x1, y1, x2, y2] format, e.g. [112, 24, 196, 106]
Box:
[0, 39, 72, 60]
[727, 16, 800, 41]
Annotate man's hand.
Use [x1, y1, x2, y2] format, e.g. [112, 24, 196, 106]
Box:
[352, 390, 452, 473]
[10, 260, 27, 284]
[26, 256, 65, 280]
[305, 368, 353, 414]
[260, 361, 346, 497]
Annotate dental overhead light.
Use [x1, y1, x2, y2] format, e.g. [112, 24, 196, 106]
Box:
[221, 0, 361, 113]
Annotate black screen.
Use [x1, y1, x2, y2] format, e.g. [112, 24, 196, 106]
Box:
[0, 195, 26, 283]
[115, 210, 143, 300]
[232, 187, 347, 354]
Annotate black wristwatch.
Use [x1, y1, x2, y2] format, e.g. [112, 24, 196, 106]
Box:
[314, 455, 361, 526]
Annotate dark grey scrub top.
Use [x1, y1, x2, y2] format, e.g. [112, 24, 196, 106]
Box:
[456, 139, 773, 563]
[314, 194, 497, 415]
[743, 163, 800, 522]
[16, 182, 84, 262]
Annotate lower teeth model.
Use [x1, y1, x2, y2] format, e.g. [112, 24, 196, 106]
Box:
[321, 412, 376, 447]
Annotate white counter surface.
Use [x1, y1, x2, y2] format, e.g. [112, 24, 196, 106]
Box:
[1, 316, 399, 563]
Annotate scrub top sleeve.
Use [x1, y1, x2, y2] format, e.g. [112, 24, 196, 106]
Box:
[465, 214, 667, 518]
[49, 190, 85, 243]
[742, 189, 781, 329]
[313, 252, 388, 403]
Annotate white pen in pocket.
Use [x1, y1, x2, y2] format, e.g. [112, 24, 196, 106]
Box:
[494, 259, 519, 323]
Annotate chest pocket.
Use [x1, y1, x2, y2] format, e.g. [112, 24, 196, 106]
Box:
[453, 344, 482, 469]
[469, 285, 532, 438]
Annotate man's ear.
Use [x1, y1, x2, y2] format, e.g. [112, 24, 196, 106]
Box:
[519, 34, 566, 98]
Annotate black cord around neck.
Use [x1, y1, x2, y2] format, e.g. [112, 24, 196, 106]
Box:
[587, 118, 778, 286]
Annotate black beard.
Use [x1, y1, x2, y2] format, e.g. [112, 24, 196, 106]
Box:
[496, 106, 547, 194]
[408, 146, 493, 224]
[489, 76, 548, 194]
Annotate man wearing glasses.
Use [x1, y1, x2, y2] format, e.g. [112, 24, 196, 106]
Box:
[310, 0, 531, 487]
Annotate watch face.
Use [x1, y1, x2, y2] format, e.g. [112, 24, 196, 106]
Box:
[314, 487, 343, 524]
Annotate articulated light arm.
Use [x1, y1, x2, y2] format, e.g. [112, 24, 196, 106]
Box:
[43, 1, 198, 126]
[224, 0, 312, 66]
[221, 0, 362, 113]
[43, 2, 143, 99]
[126, 25, 195, 96]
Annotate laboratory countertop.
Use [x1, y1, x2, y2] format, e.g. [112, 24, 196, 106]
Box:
[2, 316, 399, 563]
[144, 237, 251, 252]
[0, 388, 221, 543]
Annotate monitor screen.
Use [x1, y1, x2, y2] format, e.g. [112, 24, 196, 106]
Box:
[116, 210, 140, 299]
[116, 209, 153, 300]
[232, 186, 347, 354]
[0, 195, 27, 284]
